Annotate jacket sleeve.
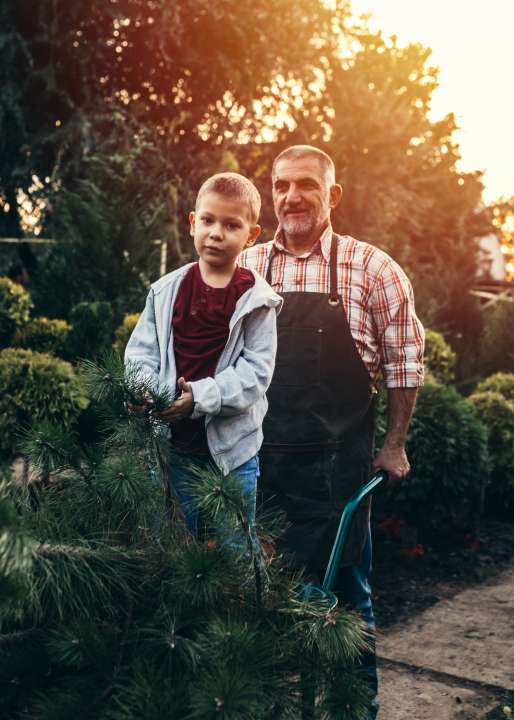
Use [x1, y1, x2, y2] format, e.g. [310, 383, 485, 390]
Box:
[188, 305, 278, 418]
[124, 289, 160, 390]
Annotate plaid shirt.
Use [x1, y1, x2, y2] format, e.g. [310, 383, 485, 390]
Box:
[239, 226, 425, 388]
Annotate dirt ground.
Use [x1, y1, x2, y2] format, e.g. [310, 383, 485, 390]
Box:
[372, 519, 514, 720]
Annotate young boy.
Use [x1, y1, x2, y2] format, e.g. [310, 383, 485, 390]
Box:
[125, 172, 281, 535]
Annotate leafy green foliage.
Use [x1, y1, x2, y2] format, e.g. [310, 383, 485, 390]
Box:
[0, 349, 88, 456]
[388, 384, 488, 542]
[65, 301, 114, 361]
[0, 357, 371, 719]
[423, 329, 457, 385]
[478, 301, 514, 376]
[113, 313, 140, 356]
[0, 277, 33, 347]
[468, 391, 514, 514]
[475, 372, 514, 403]
[13, 316, 71, 356]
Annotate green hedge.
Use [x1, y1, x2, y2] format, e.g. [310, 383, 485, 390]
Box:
[0, 277, 33, 347]
[475, 372, 514, 404]
[423, 329, 456, 385]
[13, 317, 71, 357]
[113, 312, 140, 356]
[0, 348, 89, 456]
[468, 390, 514, 514]
[379, 383, 488, 542]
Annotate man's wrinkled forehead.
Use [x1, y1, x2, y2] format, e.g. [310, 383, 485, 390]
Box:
[272, 155, 333, 186]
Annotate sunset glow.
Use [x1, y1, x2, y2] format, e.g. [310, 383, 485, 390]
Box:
[351, 0, 514, 204]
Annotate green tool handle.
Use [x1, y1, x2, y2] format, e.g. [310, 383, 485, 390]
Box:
[322, 470, 388, 593]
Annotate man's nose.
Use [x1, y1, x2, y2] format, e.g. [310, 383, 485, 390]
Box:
[285, 185, 302, 204]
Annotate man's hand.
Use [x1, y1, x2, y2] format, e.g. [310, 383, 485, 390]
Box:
[373, 387, 418, 483]
[372, 440, 410, 483]
[153, 377, 194, 424]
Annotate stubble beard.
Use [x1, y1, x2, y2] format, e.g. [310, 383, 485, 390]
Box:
[280, 211, 318, 239]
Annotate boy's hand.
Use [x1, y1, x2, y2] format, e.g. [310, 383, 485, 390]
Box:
[127, 398, 154, 415]
[153, 377, 194, 423]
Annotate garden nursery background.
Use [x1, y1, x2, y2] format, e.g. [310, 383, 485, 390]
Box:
[0, 1, 513, 719]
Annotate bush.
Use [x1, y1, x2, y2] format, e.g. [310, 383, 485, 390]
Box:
[13, 317, 71, 356]
[386, 383, 488, 542]
[475, 372, 514, 404]
[113, 313, 140, 356]
[0, 348, 89, 456]
[479, 301, 514, 375]
[65, 301, 114, 360]
[468, 391, 514, 514]
[0, 277, 33, 347]
[423, 329, 456, 385]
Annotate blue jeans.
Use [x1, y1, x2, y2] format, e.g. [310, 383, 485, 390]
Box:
[167, 454, 259, 541]
[337, 526, 378, 719]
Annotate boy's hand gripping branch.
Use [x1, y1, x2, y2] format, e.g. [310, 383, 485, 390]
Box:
[153, 377, 194, 424]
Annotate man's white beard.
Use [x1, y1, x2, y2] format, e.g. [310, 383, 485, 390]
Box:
[281, 213, 317, 237]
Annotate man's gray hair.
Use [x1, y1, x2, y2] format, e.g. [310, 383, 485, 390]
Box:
[196, 172, 261, 223]
[272, 145, 336, 185]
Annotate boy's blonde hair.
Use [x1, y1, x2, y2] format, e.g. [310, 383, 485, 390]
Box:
[196, 172, 261, 224]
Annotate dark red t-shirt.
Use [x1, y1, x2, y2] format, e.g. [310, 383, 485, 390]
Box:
[171, 262, 254, 454]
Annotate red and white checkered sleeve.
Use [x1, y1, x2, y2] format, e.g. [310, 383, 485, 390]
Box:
[370, 259, 425, 388]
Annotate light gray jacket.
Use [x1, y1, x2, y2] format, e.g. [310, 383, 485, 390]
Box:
[125, 263, 282, 472]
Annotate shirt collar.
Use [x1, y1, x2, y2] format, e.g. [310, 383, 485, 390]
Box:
[272, 224, 333, 262]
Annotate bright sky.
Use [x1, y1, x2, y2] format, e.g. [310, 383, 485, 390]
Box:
[350, 0, 514, 204]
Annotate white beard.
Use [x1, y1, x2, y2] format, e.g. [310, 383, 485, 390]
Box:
[281, 212, 317, 237]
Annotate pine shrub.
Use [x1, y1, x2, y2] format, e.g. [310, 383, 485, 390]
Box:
[113, 313, 140, 356]
[423, 328, 456, 385]
[13, 317, 71, 357]
[0, 277, 33, 347]
[0, 348, 89, 456]
[66, 301, 114, 360]
[468, 391, 514, 515]
[0, 356, 371, 720]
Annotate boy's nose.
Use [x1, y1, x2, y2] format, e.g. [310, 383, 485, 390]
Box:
[208, 224, 223, 239]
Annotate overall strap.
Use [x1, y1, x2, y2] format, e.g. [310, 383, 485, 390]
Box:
[265, 246, 276, 286]
[329, 233, 340, 306]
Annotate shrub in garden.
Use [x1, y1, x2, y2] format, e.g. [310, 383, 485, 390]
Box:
[13, 317, 71, 356]
[0, 356, 370, 719]
[113, 312, 140, 356]
[475, 372, 514, 404]
[479, 301, 514, 375]
[386, 383, 488, 543]
[468, 391, 514, 514]
[423, 328, 456, 385]
[0, 348, 88, 456]
[0, 277, 33, 347]
[65, 301, 114, 360]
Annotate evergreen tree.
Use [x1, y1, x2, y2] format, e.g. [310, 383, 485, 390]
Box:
[0, 354, 371, 719]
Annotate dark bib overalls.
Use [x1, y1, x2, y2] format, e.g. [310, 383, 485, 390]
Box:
[260, 234, 377, 580]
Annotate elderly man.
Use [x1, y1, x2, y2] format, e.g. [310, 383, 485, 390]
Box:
[239, 145, 424, 718]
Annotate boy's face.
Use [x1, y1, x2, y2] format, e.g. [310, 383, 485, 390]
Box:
[189, 192, 260, 270]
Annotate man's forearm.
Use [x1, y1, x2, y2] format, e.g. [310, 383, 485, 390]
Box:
[383, 387, 418, 447]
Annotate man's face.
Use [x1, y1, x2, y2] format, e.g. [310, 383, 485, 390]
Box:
[272, 156, 336, 240]
[189, 192, 260, 269]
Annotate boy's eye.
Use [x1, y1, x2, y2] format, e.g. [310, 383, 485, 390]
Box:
[201, 216, 213, 224]
[227, 222, 241, 230]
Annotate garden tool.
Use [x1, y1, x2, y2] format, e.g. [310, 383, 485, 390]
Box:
[302, 469, 388, 607]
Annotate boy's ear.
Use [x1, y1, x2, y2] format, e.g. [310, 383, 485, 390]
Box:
[245, 224, 261, 248]
[188, 211, 195, 236]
